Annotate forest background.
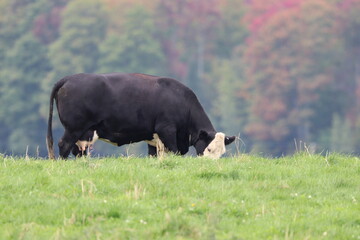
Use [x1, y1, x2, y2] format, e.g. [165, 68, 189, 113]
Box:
[0, 0, 359, 157]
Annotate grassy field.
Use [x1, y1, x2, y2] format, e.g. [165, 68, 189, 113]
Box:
[0, 153, 359, 240]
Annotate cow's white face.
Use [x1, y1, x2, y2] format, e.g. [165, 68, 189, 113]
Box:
[76, 131, 99, 152]
[203, 132, 226, 159]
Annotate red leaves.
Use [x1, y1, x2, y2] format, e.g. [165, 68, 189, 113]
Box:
[33, 7, 63, 44]
[243, 0, 341, 147]
[245, 0, 302, 33]
[156, 0, 222, 80]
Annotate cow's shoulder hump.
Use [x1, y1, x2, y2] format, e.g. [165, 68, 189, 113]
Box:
[129, 73, 160, 80]
[157, 77, 187, 89]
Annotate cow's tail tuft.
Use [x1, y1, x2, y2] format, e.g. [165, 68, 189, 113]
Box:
[46, 78, 67, 159]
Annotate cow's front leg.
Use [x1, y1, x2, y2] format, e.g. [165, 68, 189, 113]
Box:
[156, 127, 179, 154]
[148, 145, 157, 157]
[176, 130, 189, 155]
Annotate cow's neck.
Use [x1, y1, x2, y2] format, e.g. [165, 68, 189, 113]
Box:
[189, 107, 215, 145]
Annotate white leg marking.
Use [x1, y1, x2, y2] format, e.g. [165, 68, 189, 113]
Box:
[145, 133, 167, 157]
[75, 131, 99, 156]
[203, 132, 226, 159]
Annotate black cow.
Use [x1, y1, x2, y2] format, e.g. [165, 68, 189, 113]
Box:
[46, 73, 236, 159]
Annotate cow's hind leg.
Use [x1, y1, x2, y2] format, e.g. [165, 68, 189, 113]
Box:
[72, 145, 85, 157]
[58, 130, 83, 159]
[71, 130, 96, 157]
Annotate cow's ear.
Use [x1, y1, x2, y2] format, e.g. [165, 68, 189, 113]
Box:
[225, 136, 236, 145]
[199, 130, 216, 141]
[199, 130, 209, 140]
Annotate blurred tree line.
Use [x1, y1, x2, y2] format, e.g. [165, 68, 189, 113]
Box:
[0, 0, 359, 157]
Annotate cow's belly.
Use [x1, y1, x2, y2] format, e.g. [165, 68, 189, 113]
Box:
[96, 118, 154, 144]
[97, 130, 152, 146]
[99, 137, 118, 146]
[75, 131, 117, 150]
[76, 131, 166, 154]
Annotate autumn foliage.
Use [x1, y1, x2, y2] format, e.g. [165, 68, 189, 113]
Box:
[243, 0, 360, 154]
[0, 0, 360, 156]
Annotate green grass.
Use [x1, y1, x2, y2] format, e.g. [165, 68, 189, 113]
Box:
[0, 153, 360, 239]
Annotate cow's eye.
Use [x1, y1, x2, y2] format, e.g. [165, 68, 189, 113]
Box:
[207, 148, 212, 152]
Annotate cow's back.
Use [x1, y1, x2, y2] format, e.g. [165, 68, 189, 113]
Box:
[55, 72, 199, 135]
[103, 73, 196, 118]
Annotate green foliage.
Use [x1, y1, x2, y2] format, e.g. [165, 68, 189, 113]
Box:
[213, 0, 247, 58]
[0, 155, 359, 239]
[330, 115, 355, 153]
[0, 34, 50, 154]
[0, 0, 360, 157]
[48, 0, 107, 77]
[243, 0, 352, 155]
[98, 5, 164, 74]
[211, 59, 247, 136]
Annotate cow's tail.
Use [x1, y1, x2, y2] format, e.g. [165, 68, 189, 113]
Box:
[46, 78, 67, 159]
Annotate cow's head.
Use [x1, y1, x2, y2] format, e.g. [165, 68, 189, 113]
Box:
[195, 130, 236, 159]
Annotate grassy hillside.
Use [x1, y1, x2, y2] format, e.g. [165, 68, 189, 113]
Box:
[0, 154, 359, 239]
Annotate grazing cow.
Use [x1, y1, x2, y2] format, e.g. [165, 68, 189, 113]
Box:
[46, 73, 236, 159]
